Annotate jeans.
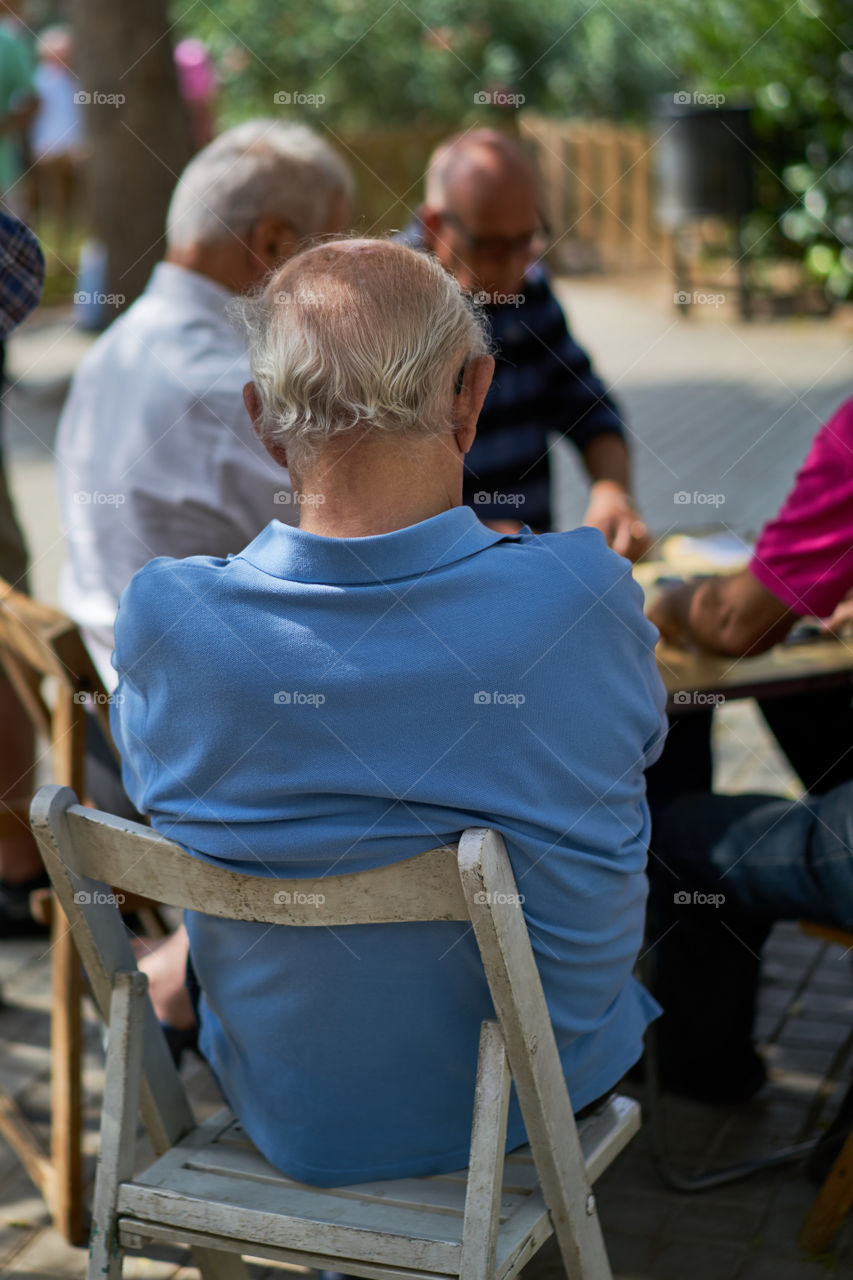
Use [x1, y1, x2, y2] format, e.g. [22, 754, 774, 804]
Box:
[646, 782, 853, 1093]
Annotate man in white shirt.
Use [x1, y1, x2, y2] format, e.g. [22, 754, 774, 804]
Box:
[56, 118, 352, 689]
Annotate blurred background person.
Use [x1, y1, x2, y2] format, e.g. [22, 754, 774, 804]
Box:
[0, 0, 37, 217]
[29, 24, 84, 266]
[401, 129, 649, 557]
[0, 208, 45, 932]
[174, 36, 218, 151]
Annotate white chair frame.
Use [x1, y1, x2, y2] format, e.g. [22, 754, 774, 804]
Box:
[31, 783, 641, 1280]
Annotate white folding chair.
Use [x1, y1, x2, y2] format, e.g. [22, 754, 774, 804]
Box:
[31, 782, 641, 1280]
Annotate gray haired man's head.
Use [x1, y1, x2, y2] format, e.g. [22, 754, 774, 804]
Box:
[237, 237, 492, 478]
[166, 119, 352, 252]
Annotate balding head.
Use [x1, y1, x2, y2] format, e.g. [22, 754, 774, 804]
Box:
[236, 237, 492, 479]
[420, 131, 544, 297]
[425, 130, 539, 208]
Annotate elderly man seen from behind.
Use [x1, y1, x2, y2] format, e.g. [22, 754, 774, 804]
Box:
[110, 238, 667, 1185]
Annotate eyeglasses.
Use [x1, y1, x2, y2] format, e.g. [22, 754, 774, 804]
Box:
[438, 209, 549, 259]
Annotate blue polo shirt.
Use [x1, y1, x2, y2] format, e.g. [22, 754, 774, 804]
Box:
[111, 506, 666, 1186]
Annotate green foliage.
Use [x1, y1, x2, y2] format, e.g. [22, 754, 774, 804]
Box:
[179, 0, 853, 297]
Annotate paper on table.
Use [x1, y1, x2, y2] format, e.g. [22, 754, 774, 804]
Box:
[663, 532, 753, 572]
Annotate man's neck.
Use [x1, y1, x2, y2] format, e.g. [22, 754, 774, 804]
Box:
[294, 438, 461, 538]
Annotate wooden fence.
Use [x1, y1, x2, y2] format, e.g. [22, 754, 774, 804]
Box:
[338, 115, 668, 274]
[519, 113, 669, 274]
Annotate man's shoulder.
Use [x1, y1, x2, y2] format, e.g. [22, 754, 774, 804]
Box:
[495, 526, 633, 602]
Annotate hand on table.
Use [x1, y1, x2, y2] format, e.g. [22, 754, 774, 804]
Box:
[822, 592, 853, 637]
[583, 482, 651, 562]
[646, 581, 698, 647]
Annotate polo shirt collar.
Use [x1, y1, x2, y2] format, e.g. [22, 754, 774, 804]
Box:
[237, 506, 517, 585]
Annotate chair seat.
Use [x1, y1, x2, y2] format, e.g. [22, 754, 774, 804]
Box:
[116, 1096, 639, 1278]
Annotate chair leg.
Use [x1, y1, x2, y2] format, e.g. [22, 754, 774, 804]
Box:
[191, 1248, 250, 1279]
[460, 1021, 511, 1280]
[50, 905, 85, 1244]
[799, 1124, 853, 1253]
[88, 971, 147, 1280]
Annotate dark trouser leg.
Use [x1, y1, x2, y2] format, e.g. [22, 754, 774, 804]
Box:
[644, 708, 713, 820]
[758, 687, 853, 795]
[648, 780, 853, 1100]
[647, 792, 776, 1102]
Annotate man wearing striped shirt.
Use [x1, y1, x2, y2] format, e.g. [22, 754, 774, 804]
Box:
[402, 129, 649, 558]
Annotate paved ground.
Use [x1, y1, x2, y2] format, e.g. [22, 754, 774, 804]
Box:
[1, 277, 852, 1276]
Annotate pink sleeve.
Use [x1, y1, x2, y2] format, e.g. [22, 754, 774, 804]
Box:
[749, 398, 853, 618]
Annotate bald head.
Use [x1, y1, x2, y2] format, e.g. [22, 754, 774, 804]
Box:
[425, 130, 539, 208]
[421, 131, 543, 297]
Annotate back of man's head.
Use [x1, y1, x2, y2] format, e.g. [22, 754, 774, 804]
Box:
[166, 119, 352, 252]
[424, 129, 538, 209]
[238, 237, 490, 476]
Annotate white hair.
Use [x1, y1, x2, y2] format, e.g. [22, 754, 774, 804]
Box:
[166, 119, 352, 251]
[235, 238, 491, 475]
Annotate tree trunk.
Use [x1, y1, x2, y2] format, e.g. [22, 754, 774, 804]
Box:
[69, 0, 192, 312]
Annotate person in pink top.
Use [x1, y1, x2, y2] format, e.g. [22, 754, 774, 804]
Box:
[651, 394, 853, 653]
[647, 394, 853, 802]
[643, 396, 853, 1172]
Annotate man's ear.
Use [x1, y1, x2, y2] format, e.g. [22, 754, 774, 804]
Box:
[247, 215, 300, 274]
[453, 353, 494, 455]
[244, 382, 288, 468]
[420, 205, 441, 251]
[243, 381, 262, 424]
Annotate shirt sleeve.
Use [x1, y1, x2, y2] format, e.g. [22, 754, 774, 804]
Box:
[540, 283, 625, 452]
[749, 399, 853, 617]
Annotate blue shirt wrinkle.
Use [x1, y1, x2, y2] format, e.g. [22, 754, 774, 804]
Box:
[111, 505, 666, 1185]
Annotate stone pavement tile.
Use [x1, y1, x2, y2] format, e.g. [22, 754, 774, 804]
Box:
[756, 1179, 849, 1269]
[641, 1238, 747, 1279]
[738, 1252, 841, 1278]
[0, 1226, 186, 1277]
[664, 1194, 767, 1246]
[778, 1017, 853, 1050]
[596, 1184, 676, 1238]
